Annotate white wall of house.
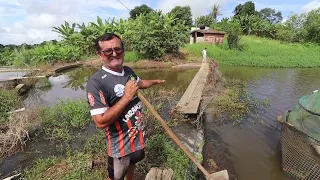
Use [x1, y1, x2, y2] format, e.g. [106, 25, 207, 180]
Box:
[196, 37, 205, 43]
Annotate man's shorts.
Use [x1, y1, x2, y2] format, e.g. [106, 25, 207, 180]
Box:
[107, 149, 145, 180]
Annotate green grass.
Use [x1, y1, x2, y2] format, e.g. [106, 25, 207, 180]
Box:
[183, 36, 320, 68]
[125, 51, 143, 62]
[137, 133, 194, 180]
[23, 153, 105, 180]
[0, 90, 20, 123]
[39, 99, 90, 141]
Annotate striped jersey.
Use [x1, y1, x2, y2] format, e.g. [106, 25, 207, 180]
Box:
[86, 66, 145, 158]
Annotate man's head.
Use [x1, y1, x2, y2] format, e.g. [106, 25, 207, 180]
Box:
[95, 33, 125, 71]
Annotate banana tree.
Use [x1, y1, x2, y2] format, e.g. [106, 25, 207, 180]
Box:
[90, 16, 118, 35]
[52, 21, 76, 39]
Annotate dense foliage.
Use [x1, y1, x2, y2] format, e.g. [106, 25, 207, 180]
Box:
[212, 1, 320, 44]
[0, 9, 190, 66]
[129, 4, 154, 19]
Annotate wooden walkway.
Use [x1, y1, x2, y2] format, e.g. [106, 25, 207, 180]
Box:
[175, 63, 210, 114]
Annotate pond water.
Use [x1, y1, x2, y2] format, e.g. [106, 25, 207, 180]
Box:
[1, 65, 319, 180]
[0, 68, 26, 81]
[206, 66, 320, 180]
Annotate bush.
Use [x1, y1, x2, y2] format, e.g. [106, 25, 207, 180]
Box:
[124, 51, 143, 62]
[227, 33, 244, 51]
[123, 11, 189, 59]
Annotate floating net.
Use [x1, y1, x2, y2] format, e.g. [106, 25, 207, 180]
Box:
[281, 90, 320, 180]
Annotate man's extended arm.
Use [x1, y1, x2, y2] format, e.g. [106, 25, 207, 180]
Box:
[138, 80, 165, 89]
[92, 80, 138, 129]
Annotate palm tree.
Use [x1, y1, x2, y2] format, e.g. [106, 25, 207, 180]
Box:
[52, 21, 76, 39]
[210, 4, 222, 22]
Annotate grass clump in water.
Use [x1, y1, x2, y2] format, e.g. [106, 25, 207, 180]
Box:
[210, 78, 269, 126]
[40, 99, 90, 141]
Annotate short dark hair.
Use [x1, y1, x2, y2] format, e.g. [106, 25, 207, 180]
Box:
[95, 33, 124, 52]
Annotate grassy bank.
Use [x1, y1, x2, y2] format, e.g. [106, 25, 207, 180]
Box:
[183, 36, 320, 68]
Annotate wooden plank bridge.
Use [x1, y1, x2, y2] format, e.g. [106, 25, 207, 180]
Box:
[175, 62, 210, 114]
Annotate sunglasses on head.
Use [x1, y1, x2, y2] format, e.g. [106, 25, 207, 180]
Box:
[100, 47, 124, 56]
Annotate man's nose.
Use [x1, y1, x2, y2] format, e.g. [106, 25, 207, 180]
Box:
[112, 49, 117, 56]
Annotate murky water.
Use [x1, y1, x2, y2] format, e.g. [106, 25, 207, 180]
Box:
[0, 68, 26, 81]
[204, 66, 320, 180]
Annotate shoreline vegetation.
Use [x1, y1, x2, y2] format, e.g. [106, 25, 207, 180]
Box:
[1, 35, 320, 71]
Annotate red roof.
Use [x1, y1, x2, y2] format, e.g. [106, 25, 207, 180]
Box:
[190, 29, 226, 35]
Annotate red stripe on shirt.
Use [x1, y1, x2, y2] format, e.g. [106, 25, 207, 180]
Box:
[139, 130, 145, 148]
[105, 127, 112, 157]
[115, 121, 125, 156]
[127, 120, 136, 153]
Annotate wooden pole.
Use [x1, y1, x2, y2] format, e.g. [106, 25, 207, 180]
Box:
[137, 91, 229, 180]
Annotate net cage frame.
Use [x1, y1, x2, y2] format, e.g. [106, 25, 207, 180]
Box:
[281, 109, 320, 180]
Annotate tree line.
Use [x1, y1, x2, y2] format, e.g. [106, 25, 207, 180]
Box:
[1, 1, 320, 66]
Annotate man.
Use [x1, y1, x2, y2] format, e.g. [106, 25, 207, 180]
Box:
[86, 33, 165, 180]
[202, 47, 207, 63]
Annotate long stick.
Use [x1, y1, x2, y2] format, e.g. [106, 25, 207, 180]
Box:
[137, 91, 211, 178]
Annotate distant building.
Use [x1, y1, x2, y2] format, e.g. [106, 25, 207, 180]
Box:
[190, 29, 225, 45]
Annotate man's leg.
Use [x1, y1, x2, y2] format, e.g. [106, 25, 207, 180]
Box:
[108, 155, 130, 180]
[125, 164, 135, 180]
[126, 149, 145, 180]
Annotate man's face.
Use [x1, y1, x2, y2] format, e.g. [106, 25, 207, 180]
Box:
[98, 37, 125, 70]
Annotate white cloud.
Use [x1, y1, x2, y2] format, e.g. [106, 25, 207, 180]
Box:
[0, 27, 6, 33]
[1, 0, 152, 44]
[156, 0, 228, 18]
[254, 2, 302, 12]
[85, 0, 151, 11]
[301, 0, 320, 13]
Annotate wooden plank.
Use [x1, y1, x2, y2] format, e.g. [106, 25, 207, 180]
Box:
[176, 63, 209, 114]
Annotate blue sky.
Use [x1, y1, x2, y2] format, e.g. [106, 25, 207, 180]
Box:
[0, 0, 319, 45]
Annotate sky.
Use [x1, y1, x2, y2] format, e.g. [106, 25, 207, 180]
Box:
[0, 0, 320, 45]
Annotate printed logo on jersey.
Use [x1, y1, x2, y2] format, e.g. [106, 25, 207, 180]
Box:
[101, 74, 107, 79]
[135, 111, 145, 131]
[128, 126, 138, 139]
[114, 84, 125, 97]
[99, 90, 106, 105]
[88, 92, 94, 106]
[122, 101, 142, 123]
